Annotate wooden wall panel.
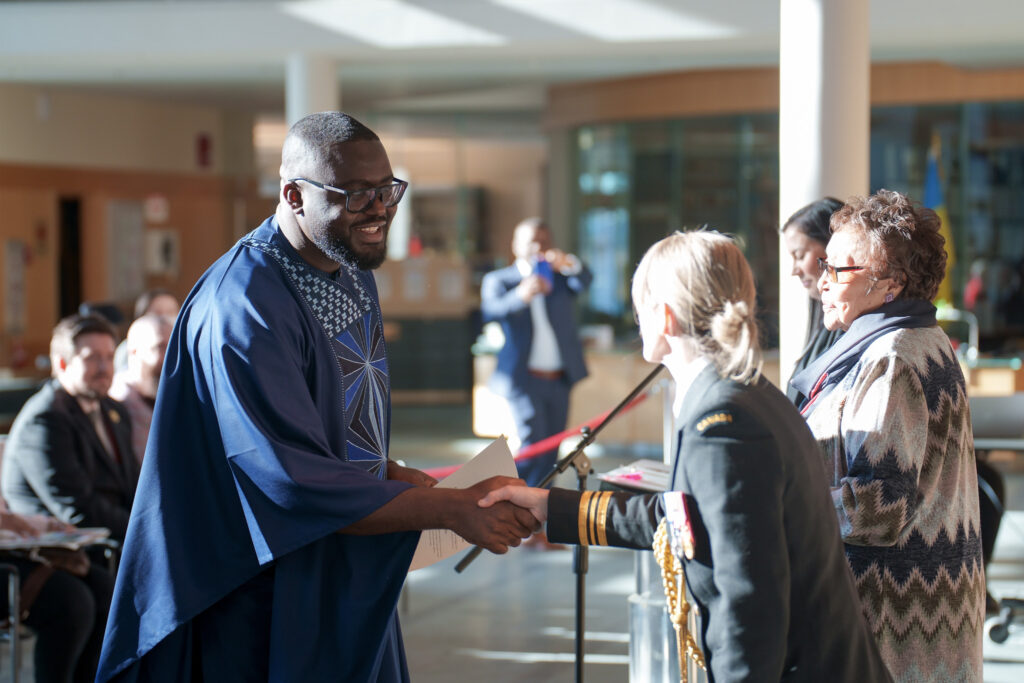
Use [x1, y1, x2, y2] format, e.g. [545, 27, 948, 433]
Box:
[871, 62, 1024, 106]
[545, 62, 1024, 129]
[0, 162, 258, 368]
[545, 67, 780, 129]
[0, 187, 59, 367]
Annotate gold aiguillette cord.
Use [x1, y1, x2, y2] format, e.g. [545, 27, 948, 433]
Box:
[653, 518, 706, 682]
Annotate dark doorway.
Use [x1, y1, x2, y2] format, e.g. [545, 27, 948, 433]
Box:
[58, 197, 82, 318]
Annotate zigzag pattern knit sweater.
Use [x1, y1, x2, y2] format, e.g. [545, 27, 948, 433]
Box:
[805, 325, 984, 683]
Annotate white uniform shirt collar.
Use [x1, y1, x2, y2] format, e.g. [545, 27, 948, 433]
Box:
[673, 357, 712, 422]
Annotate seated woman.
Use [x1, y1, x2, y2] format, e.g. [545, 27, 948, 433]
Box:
[482, 231, 891, 683]
[789, 190, 983, 682]
[780, 197, 844, 405]
[0, 508, 113, 683]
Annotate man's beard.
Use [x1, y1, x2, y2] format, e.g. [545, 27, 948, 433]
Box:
[79, 381, 110, 400]
[314, 229, 387, 270]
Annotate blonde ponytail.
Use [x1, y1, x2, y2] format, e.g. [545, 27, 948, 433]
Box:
[633, 231, 762, 384]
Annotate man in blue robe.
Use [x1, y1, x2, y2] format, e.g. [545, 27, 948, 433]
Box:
[96, 112, 537, 683]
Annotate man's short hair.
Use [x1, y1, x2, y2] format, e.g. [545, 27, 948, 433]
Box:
[126, 314, 174, 352]
[133, 288, 176, 320]
[514, 216, 548, 235]
[50, 314, 118, 363]
[280, 112, 380, 179]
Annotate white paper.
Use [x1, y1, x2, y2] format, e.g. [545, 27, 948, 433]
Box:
[408, 437, 518, 570]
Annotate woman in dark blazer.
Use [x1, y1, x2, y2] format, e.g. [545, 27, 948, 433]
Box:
[481, 231, 891, 683]
[780, 197, 844, 405]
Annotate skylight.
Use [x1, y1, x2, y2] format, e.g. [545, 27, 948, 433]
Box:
[490, 0, 736, 42]
[281, 0, 506, 49]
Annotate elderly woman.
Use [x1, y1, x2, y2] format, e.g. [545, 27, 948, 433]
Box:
[781, 197, 844, 404]
[790, 190, 984, 682]
[482, 231, 890, 682]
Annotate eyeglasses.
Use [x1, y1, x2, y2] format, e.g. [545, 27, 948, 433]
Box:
[817, 258, 866, 283]
[289, 177, 408, 213]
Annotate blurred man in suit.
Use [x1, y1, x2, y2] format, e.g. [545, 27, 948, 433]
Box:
[2, 314, 139, 543]
[109, 313, 174, 464]
[481, 218, 592, 492]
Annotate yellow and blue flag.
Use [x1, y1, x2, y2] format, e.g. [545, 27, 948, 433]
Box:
[924, 138, 956, 305]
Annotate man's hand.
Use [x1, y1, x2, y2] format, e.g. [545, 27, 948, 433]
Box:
[479, 485, 550, 523]
[387, 461, 438, 488]
[451, 476, 538, 554]
[0, 512, 41, 538]
[339, 476, 537, 551]
[41, 518, 75, 532]
[516, 274, 551, 302]
[543, 249, 580, 274]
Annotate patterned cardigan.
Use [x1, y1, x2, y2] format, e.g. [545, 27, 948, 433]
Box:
[803, 325, 984, 683]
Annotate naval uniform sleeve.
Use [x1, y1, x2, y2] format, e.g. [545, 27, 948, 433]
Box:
[546, 487, 665, 549]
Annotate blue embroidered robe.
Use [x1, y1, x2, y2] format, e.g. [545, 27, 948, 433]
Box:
[96, 217, 419, 682]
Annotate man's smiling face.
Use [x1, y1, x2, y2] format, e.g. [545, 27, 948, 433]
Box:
[299, 139, 397, 270]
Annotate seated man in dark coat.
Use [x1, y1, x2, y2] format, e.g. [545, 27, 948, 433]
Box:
[3, 314, 139, 543]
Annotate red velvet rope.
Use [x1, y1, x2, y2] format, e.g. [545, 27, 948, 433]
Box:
[422, 389, 653, 480]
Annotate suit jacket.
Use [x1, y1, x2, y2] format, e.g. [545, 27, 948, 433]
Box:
[548, 365, 892, 683]
[480, 262, 592, 396]
[2, 379, 139, 541]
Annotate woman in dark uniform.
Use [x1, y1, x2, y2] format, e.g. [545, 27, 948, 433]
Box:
[481, 231, 892, 683]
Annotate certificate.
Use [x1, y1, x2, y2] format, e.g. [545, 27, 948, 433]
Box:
[409, 437, 517, 570]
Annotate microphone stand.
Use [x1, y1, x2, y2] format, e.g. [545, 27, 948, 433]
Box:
[455, 364, 665, 683]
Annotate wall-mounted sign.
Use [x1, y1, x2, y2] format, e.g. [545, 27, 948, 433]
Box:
[144, 194, 170, 224]
[108, 200, 145, 300]
[145, 229, 180, 277]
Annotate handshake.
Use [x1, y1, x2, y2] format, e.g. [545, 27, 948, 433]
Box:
[448, 476, 554, 555]
[374, 463, 555, 555]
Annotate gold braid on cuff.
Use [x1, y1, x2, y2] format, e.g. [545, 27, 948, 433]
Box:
[576, 491, 613, 545]
[654, 518, 706, 682]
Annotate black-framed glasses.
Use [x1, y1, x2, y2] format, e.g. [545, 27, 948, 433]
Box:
[289, 177, 408, 213]
[817, 257, 866, 283]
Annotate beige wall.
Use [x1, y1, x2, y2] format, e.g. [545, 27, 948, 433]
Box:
[379, 135, 546, 262]
[0, 83, 229, 174]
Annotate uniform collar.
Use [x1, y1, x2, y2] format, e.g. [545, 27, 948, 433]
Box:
[675, 362, 721, 427]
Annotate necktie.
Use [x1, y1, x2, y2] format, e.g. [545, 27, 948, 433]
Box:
[89, 406, 122, 465]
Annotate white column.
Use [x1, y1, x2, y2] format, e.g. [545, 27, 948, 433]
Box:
[285, 53, 340, 126]
[778, 0, 870, 386]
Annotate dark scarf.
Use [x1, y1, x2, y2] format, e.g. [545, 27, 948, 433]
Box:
[786, 298, 844, 406]
[790, 298, 937, 417]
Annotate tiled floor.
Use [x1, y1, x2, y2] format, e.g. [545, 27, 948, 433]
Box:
[1, 404, 1021, 682]
[395, 410, 641, 683]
